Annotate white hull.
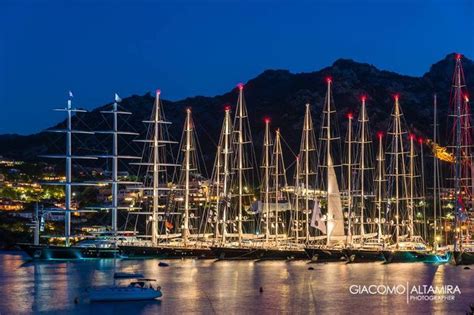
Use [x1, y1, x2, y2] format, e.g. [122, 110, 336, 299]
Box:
[89, 286, 162, 302]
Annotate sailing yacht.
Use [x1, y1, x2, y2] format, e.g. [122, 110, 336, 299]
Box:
[256, 122, 306, 260]
[20, 93, 124, 260]
[163, 107, 213, 257]
[121, 96, 214, 259]
[211, 84, 265, 260]
[380, 95, 448, 263]
[343, 96, 385, 262]
[119, 91, 208, 258]
[447, 55, 474, 265]
[304, 78, 347, 262]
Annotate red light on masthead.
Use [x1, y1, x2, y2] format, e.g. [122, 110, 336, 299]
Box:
[409, 133, 416, 141]
[464, 94, 470, 102]
[326, 77, 332, 84]
[237, 83, 244, 91]
[418, 137, 424, 144]
[377, 131, 384, 139]
[394, 94, 400, 101]
[264, 117, 271, 124]
[456, 53, 462, 60]
[347, 112, 354, 120]
[224, 104, 231, 111]
[361, 95, 367, 102]
[156, 89, 161, 95]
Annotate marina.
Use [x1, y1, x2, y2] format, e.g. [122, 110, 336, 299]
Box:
[16, 55, 474, 266]
[2, 1, 474, 314]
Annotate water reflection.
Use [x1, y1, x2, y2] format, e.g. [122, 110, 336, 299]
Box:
[0, 252, 472, 314]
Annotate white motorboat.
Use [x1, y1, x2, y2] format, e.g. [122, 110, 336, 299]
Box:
[88, 279, 162, 302]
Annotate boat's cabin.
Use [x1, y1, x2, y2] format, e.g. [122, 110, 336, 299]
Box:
[129, 281, 146, 288]
[127, 279, 159, 290]
[389, 242, 428, 251]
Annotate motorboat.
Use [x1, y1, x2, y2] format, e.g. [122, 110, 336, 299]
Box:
[88, 279, 162, 302]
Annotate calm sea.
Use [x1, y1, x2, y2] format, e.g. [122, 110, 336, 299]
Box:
[0, 251, 472, 314]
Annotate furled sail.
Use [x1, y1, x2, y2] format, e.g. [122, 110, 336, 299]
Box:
[326, 153, 345, 239]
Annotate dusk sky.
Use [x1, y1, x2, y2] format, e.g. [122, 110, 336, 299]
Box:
[1, 0, 473, 135]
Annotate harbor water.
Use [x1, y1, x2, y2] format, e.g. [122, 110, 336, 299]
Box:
[0, 251, 472, 314]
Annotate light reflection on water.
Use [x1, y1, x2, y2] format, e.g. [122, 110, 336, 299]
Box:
[0, 252, 472, 314]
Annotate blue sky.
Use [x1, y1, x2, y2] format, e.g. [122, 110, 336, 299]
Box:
[1, 0, 473, 134]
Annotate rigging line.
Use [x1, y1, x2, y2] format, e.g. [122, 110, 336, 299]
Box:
[194, 124, 210, 179]
[195, 119, 218, 148]
[279, 133, 298, 158]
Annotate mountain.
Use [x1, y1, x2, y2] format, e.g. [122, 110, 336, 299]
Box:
[1, 53, 472, 174]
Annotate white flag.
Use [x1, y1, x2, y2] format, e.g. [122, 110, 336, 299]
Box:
[115, 93, 122, 102]
[68, 91, 73, 98]
[310, 199, 326, 234]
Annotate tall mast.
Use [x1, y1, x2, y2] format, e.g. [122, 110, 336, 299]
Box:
[231, 83, 257, 245]
[294, 155, 301, 241]
[262, 118, 272, 242]
[358, 97, 368, 240]
[273, 128, 287, 243]
[408, 134, 416, 239]
[183, 108, 192, 244]
[321, 77, 343, 246]
[112, 98, 119, 233]
[43, 92, 95, 246]
[210, 107, 233, 242]
[65, 96, 72, 246]
[152, 92, 160, 245]
[376, 132, 385, 243]
[214, 145, 221, 240]
[221, 106, 232, 243]
[238, 86, 244, 244]
[298, 104, 317, 242]
[419, 136, 427, 240]
[275, 129, 280, 240]
[433, 94, 439, 246]
[386, 94, 408, 248]
[346, 112, 353, 245]
[96, 94, 139, 237]
[305, 105, 311, 243]
[326, 78, 332, 246]
[132, 90, 178, 244]
[452, 54, 465, 252]
[394, 96, 401, 247]
[326, 81, 332, 226]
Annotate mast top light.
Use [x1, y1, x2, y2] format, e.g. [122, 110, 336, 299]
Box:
[394, 94, 400, 102]
[347, 112, 354, 120]
[224, 104, 231, 111]
[361, 95, 367, 102]
[264, 117, 271, 124]
[237, 83, 244, 90]
[156, 89, 161, 95]
[377, 131, 384, 139]
[456, 53, 462, 60]
[325, 76, 332, 84]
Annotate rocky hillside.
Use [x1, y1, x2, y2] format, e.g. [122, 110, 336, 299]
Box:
[1, 53, 472, 174]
